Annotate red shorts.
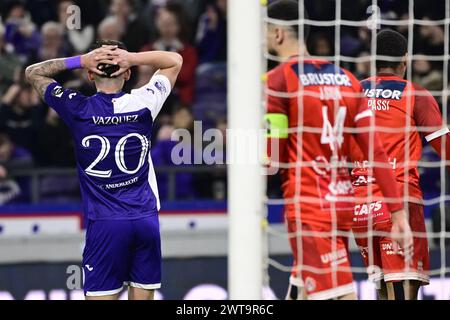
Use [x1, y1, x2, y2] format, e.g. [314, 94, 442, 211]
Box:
[352, 202, 429, 284]
[286, 218, 354, 300]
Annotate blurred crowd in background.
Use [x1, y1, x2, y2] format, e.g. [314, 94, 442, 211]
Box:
[0, 0, 448, 206]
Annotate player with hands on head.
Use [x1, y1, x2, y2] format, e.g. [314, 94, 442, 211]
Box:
[25, 40, 182, 300]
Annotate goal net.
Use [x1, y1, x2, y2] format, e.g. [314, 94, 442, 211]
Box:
[261, 0, 450, 300]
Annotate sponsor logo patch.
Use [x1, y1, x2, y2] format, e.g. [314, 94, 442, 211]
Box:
[154, 81, 167, 94]
[51, 86, 64, 98]
[363, 88, 402, 100]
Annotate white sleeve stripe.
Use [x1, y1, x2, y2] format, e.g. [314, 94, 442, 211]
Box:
[354, 109, 374, 122]
[425, 127, 450, 142]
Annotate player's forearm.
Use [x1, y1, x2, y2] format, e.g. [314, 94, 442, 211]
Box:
[25, 55, 86, 99]
[25, 58, 68, 99]
[371, 146, 403, 212]
[355, 129, 403, 212]
[129, 51, 183, 71]
[25, 58, 68, 79]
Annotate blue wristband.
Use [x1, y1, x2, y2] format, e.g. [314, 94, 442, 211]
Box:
[64, 56, 82, 70]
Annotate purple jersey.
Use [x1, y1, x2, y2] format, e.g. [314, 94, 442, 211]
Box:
[44, 74, 172, 220]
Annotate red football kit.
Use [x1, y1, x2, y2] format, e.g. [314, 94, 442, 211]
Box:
[351, 73, 450, 284]
[266, 59, 403, 299]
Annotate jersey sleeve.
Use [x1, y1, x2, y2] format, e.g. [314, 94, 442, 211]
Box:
[413, 83, 449, 141]
[130, 74, 172, 120]
[44, 82, 86, 126]
[413, 83, 450, 168]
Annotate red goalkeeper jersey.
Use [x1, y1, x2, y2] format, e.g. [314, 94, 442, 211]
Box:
[351, 73, 450, 204]
[266, 58, 403, 226]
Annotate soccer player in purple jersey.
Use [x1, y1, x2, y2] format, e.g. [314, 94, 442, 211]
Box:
[25, 40, 182, 300]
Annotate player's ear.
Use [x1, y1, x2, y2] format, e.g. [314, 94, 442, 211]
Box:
[401, 53, 408, 66]
[123, 69, 131, 81]
[400, 53, 408, 76]
[87, 70, 95, 82]
[275, 26, 285, 45]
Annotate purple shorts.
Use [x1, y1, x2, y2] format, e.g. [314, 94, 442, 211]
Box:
[82, 214, 161, 296]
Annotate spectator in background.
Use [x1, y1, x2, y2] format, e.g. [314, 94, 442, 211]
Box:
[58, 0, 95, 54]
[36, 21, 72, 62]
[417, 17, 445, 56]
[354, 51, 371, 80]
[35, 108, 75, 167]
[0, 133, 32, 167]
[308, 32, 333, 57]
[0, 133, 33, 204]
[35, 109, 79, 203]
[3, 0, 40, 62]
[142, 0, 204, 41]
[135, 64, 158, 88]
[412, 56, 443, 91]
[0, 82, 46, 159]
[356, 26, 371, 53]
[151, 105, 195, 199]
[109, 0, 149, 52]
[141, 2, 198, 107]
[0, 23, 22, 95]
[340, 33, 363, 58]
[172, 104, 194, 134]
[340, 26, 372, 58]
[196, 0, 227, 64]
[396, 13, 410, 35]
[340, 26, 368, 58]
[97, 15, 124, 42]
[184, 116, 227, 200]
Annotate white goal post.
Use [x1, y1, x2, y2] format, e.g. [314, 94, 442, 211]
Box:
[227, 0, 265, 299]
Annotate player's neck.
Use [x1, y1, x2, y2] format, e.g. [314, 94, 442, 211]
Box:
[97, 88, 123, 94]
[377, 68, 403, 78]
[95, 81, 124, 94]
[277, 42, 309, 60]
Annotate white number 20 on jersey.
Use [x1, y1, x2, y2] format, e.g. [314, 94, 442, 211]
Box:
[82, 133, 149, 178]
[320, 106, 347, 151]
